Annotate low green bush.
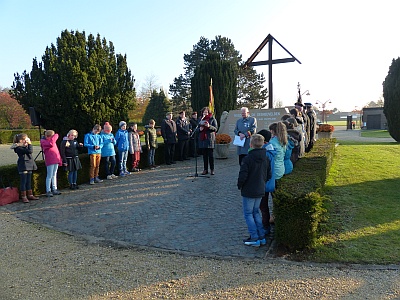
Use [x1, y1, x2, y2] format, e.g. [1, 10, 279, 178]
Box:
[0, 129, 41, 144]
[274, 138, 336, 251]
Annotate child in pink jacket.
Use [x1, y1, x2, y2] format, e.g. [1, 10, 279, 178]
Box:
[40, 130, 63, 197]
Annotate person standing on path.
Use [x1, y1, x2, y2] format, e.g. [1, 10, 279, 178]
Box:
[161, 112, 177, 165]
[237, 134, 270, 247]
[40, 130, 63, 197]
[10, 133, 39, 202]
[145, 119, 158, 169]
[60, 129, 83, 190]
[176, 111, 191, 161]
[84, 124, 104, 184]
[234, 107, 257, 165]
[197, 106, 218, 175]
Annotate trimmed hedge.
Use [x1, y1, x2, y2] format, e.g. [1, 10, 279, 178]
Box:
[0, 129, 41, 144]
[274, 138, 336, 251]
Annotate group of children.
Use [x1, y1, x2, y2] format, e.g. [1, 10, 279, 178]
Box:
[11, 119, 158, 202]
[238, 120, 298, 247]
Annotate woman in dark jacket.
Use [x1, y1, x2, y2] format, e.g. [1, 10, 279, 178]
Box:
[197, 107, 218, 175]
[10, 133, 38, 203]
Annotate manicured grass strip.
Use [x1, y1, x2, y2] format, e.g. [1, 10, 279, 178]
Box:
[360, 130, 391, 138]
[309, 143, 400, 264]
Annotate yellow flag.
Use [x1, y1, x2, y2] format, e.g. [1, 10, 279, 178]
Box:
[209, 78, 214, 115]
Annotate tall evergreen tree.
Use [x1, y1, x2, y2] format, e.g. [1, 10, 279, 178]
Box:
[170, 35, 267, 111]
[383, 57, 400, 142]
[142, 89, 171, 126]
[11, 29, 136, 138]
[191, 52, 237, 123]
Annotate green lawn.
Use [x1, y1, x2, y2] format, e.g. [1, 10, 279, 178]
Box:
[308, 142, 400, 264]
[360, 130, 391, 138]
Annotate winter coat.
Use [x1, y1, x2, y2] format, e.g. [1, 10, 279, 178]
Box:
[197, 116, 218, 149]
[161, 119, 177, 144]
[40, 133, 62, 166]
[100, 131, 116, 157]
[11, 143, 37, 173]
[128, 129, 142, 154]
[84, 132, 103, 155]
[284, 138, 295, 175]
[269, 136, 286, 180]
[234, 116, 257, 155]
[237, 147, 270, 198]
[114, 129, 129, 152]
[176, 116, 191, 141]
[145, 127, 158, 149]
[263, 143, 276, 192]
[287, 128, 301, 163]
[60, 138, 82, 172]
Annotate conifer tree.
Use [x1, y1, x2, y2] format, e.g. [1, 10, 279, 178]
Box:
[11, 29, 136, 138]
[383, 57, 400, 142]
[191, 52, 237, 123]
[142, 89, 171, 126]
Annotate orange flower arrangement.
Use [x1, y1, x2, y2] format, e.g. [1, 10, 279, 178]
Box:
[215, 133, 232, 144]
[317, 124, 335, 132]
[138, 130, 145, 136]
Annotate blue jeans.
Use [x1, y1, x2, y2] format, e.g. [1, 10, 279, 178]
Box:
[104, 155, 116, 175]
[118, 151, 128, 172]
[46, 164, 59, 192]
[19, 171, 32, 191]
[242, 197, 265, 240]
[148, 148, 155, 166]
[68, 170, 78, 185]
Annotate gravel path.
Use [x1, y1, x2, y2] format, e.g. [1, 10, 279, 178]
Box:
[0, 130, 399, 299]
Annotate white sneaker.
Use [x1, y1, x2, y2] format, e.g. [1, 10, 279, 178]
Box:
[107, 175, 113, 180]
[111, 174, 118, 179]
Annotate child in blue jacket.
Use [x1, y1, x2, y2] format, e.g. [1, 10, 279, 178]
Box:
[101, 122, 118, 180]
[84, 124, 103, 185]
[115, 121, 130, 176]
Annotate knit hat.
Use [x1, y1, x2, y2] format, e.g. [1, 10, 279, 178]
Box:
[119, 121, 127, 128]
[104, 122, 112, 133]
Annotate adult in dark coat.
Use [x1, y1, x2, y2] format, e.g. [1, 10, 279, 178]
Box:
[197, 107, 218, 175]
[176, 111, 191, 161]
[161, 112, 177, 165]
[189, 111, 199, 157]
[305, 103, 317, 152]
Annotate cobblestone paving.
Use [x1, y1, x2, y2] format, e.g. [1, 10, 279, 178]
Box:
[2, 128, 396, 259]
[4, 147, 269, 259]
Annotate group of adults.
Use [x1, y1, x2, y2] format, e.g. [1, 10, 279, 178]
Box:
[161, 106, 217, 175]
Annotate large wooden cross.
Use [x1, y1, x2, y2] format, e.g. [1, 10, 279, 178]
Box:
[243, 34, 301, 108]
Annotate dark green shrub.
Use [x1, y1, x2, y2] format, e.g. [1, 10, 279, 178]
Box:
[274, 138, 336, 251]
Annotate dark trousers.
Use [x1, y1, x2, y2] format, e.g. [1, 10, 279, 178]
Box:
[202, 148, 214, 171]
[103, 155, 116, 176]
[164, 143, 175, 164]
[239, 154, 247, 166]
[260, 192, 271, 230]
[177, 139, 189, 160]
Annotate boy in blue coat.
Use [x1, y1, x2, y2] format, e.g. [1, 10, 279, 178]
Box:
[84, 124, 104, 185]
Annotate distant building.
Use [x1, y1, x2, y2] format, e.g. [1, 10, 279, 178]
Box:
[362, 107, 387, 129]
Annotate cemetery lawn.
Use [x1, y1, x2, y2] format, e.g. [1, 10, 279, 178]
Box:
[308, 141, 400, 264]
[361, 130, 391, 138]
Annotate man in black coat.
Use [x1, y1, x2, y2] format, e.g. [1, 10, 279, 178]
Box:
[176, 111, 191, 161]
[161, 112, 177, 165]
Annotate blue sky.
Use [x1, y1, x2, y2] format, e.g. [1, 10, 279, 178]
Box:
[1, 0, 399, 111]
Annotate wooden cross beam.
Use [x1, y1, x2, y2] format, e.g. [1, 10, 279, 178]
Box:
[243, 34, 301, 108]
